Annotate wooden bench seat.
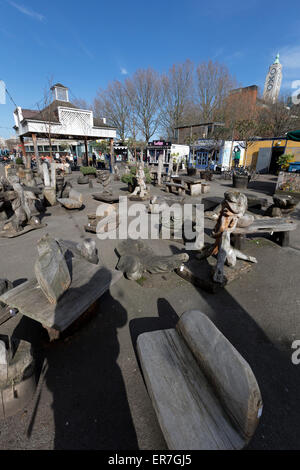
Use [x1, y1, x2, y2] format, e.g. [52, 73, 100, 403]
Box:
[137, 310, 262, 450]
[165, 182, 186, 195]
[232, 218, 298, 248]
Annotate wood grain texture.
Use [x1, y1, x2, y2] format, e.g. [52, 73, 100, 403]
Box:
[177, 311, 262, 441]
[137, 310, 262, 450]
[137, 329, 245, 450]
[233, 218, 297, 234]
[0, 260, 123, 332]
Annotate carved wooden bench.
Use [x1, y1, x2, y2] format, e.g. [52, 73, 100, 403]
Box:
[137, 310, 263, 450]
[232, 218, 298, 249]
[165, 182, 186, 196]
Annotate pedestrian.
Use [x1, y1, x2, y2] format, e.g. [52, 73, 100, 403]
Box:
[233, 146, 241, 169]
[92, 152, 97, 168]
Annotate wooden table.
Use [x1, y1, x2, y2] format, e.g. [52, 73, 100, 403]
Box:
[151, 171, 168, 185]
[171, 175, 203, 196]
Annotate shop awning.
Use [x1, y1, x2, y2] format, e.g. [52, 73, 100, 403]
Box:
[287, 130, 300, 142]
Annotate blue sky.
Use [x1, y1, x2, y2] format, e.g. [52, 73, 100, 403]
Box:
[0, 0, 300, 138]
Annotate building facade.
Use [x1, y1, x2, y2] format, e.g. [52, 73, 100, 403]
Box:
[146, 141, 190, 165]
[245, 138, 300, 173]
[263, 54, 282, 104]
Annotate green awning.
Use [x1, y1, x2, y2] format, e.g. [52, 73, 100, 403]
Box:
[287, 130, 300, 142]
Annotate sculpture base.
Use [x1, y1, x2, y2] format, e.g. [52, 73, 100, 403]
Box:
[176, 255, 253, 293]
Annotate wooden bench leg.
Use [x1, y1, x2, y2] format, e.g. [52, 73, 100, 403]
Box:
[231, 234, 245, 250]
[272, 231, 290, 247]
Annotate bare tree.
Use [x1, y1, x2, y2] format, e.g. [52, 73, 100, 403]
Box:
[196, 60, 237, 121]
[5, 138, 19, 153]
[94, 81, 130, 141]
[72, 98, 92, 110]
[160, 60, 194, 139]
[37, 78, 56, 160]
[257, 98, 300, 138]
[125, 68, 161, 142]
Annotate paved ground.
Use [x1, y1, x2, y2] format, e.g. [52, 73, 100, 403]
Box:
[0, 171, 300, 450]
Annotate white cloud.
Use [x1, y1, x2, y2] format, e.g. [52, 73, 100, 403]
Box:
[279, 45, 300, 86]
[8, 1, 45, 21]
[121, 67, 128, 75]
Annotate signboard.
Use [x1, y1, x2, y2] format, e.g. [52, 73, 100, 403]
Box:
[148, 141, 171, 147]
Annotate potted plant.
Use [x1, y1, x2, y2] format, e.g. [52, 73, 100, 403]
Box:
[80, 166, 97, 178]
[121, 166, 151, 192]
[277, 154, 293, 172]
[15, 157, 24, 166]
[232, 169, 250, 189]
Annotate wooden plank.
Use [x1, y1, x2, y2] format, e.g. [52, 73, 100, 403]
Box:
[234, 218, 297, 235]
[0, 260, 123, 332]
[178, 311, 262, 441]
[172, 176, 202, 184]
[137, 329, 245, 450]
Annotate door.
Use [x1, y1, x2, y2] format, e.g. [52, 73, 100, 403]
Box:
[196, 151, 209, 169]
[256, 147, 272, 173]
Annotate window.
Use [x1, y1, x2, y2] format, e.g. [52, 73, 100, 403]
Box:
[55, 87, 68, 102]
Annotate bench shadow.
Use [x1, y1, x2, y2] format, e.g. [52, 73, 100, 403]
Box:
[13, 268, 138, 450]
[130, 298, 180, 360]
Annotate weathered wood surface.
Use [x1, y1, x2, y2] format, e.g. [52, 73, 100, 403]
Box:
[138, 329, 244, 450]
[178, 311, 262, 441]
[0, 223, 46, 239]
[165, 182, 185, 189]
[233, 218, 297, 235]
[137, 310, 262, 450]
[34, 236, 71, 304]
[172, 176, 203, 185]
[0, 260, 123, 332]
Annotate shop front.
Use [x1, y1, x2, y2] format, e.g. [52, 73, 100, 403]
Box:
[189, 140, 223, 170]
[147, 141, 172, 165]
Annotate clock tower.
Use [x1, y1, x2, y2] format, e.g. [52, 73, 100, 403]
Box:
[263, 53, 282, 104]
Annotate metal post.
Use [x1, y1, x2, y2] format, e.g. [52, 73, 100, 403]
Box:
[110, 138, 115, 173]
[84, 137, 89, 166]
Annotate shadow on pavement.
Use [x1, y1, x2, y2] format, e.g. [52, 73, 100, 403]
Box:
[13, 269, 138, 450]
